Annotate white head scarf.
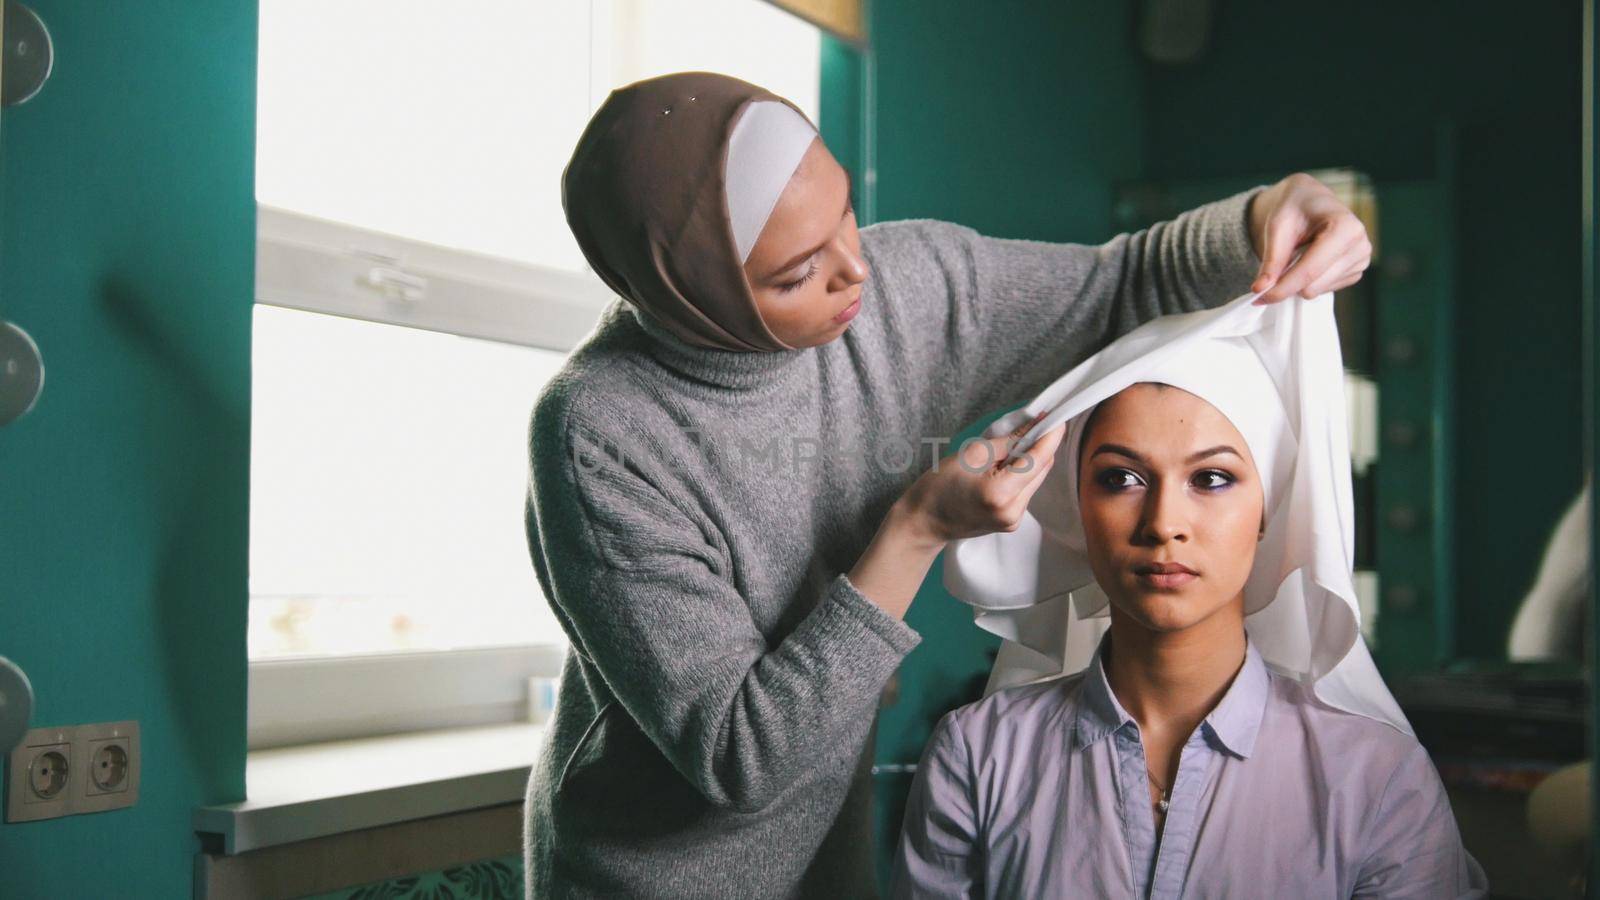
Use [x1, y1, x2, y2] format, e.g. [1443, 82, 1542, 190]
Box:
[725, 100, 818, 264]
[943, 290, 1413, 736]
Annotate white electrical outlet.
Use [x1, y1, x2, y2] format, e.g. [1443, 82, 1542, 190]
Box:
[5, 720, 139, 822]
[75, 721, 138, 813]
[88, 741, 128, 793]
[6, 726, 74, 823]
[25, 746, 69, 799]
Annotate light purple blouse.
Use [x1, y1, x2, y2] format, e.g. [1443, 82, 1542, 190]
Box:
[891, 634, 1489, 899]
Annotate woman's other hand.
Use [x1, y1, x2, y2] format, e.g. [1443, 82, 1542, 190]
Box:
[848, 418, 1067, 620]
[1248, 173, 1373, 304]
[900, 418, 1067, 544]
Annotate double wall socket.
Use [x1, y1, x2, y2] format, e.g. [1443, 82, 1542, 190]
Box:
[5, 720, 139, 823]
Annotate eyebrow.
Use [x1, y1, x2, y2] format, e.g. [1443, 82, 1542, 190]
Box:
[1089, 443, 1244, 464]
[766, 164, 857, 278]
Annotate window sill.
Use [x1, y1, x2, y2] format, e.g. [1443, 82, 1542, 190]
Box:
[194, 722, 544, 854]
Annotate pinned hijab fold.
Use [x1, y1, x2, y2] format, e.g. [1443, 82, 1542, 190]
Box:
[944, 291, 1413, 736]
[562, 71, 819, 353]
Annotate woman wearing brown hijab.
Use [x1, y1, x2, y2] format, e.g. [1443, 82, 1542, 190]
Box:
[523, 71, 1371, 899]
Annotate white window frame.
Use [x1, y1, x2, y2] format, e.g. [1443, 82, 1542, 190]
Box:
[249, 206, 614, 750]
[249, 645, 567, 750]
[255, 205, 614, 352]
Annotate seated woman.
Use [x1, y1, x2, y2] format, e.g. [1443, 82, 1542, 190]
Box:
[892, 292, 1488, 898]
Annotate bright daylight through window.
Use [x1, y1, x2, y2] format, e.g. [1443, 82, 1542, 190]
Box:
[251, 0, 819, 663]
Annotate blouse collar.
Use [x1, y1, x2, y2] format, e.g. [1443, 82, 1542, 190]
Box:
[1073, 630, 1269, 760]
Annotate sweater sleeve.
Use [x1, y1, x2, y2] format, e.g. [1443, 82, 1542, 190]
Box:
[527, 403, 922, 814]
[862, 188, 1264, 436]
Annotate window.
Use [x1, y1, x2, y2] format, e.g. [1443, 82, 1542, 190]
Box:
[255, 0, 820, 271]
[251, 0, 821, 748]
[248, 305, 570, 660]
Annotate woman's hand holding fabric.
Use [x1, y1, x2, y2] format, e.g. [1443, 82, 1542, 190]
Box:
[1247, 172, 1373, 303]
[847, 418, 1067, 621]
[904, 416, 1067, 543]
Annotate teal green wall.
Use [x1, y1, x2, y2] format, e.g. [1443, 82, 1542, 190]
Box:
[0, 1, 255, 895]
[865, 0, 1143, 242]
[1141, 0, 1583, 660]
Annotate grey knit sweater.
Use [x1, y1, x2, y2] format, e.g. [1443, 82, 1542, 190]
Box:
[521, 189, 1263, 899]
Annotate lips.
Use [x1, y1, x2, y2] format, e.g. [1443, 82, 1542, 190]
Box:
[1134, 561, 1197, 589]
[832, 290, 863, 324]
[1136, 562, 1197, 575]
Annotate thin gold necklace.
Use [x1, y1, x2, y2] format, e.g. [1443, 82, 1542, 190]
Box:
[1146, 765, 1171, 813]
